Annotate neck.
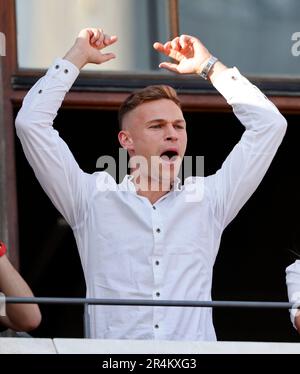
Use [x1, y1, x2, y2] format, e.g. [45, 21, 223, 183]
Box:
[130, 172, 173, 205]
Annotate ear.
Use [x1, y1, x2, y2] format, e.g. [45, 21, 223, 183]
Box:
[118, 130, 134, 152]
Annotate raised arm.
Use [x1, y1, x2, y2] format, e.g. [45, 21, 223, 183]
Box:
[154, 35, 287, 229]
[0, 242, 41, 331]
[15, 28, 117, 228]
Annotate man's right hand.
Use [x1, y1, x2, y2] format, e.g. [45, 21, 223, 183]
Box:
[64, 28, 118, 70]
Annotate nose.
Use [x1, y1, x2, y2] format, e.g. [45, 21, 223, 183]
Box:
[164, 124, 178, 142]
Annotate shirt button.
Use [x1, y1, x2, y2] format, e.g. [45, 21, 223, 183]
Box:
[64, 69, 69, 74]
[152, 205, 156, 210]
[231, 75, 237, 80]
[55, 65, 59, 69]
[156, 292, 160, 297]
[156, 228, 161, 233]
[155, 260, 160, 266]
[154, 324, 159, 329]
[38, 89, 42, 94]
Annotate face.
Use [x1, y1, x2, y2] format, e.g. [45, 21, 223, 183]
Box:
[118, 99, 187, 190]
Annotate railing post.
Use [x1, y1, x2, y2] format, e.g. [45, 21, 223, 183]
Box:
[83, 302, 90, 339]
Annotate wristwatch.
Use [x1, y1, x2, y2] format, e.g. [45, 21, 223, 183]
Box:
[0, 241, 7, 257]
[199, 56, 218, 80]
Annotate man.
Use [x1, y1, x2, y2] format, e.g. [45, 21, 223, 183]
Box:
[286, 260, 300, 333]
[15, 28, 287, 340]
[0, 241, 41, 332]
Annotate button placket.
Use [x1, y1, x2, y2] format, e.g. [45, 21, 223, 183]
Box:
[151, 204, 164, 338]
[152, 266, 164, 338]
[151, 205, 163, 246]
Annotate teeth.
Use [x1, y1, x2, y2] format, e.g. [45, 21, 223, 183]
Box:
[160, 154, 178, 162]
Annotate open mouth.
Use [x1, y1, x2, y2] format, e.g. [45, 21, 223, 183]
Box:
[160, 150, 179, 162]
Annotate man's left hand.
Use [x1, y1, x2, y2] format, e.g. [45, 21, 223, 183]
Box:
[153, 34, 211, 75]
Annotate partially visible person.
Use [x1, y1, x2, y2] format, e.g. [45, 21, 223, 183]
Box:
[0, 241, 41, 332]
[286, 260, 300, 333]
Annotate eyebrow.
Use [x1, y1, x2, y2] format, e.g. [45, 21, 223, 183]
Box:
[145, 119, 186, 125]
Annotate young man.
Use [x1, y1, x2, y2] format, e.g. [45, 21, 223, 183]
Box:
[286, 260, 300, 333]
[0, 241, 41, 332]
[15, 28, 287, 340]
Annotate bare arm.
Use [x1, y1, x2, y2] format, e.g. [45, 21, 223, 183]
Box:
[0, 253, 41, 331]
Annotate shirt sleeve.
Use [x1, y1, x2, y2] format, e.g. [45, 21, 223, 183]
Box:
[206, 67, 287, 229]
[286, 260, 300, 329]
[15, 58, 92, 229]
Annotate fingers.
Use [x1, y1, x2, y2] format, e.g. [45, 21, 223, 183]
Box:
[94, 32, 117, 49]
[103, 34, 118, 47]
[82, 28, 117, 49]
[154, 37, 189, 61]
[154, 42, 184, 64]
[158, 62, 179, 73]
[179, 35, 191, 49]
[98, 52, 116, 63]
[171, 37, 180, 51]
[91, 28, 104, 47]
[155, 34, 198, 53]
[153, 42, 171, 56]
[90, 28, 102, 44]
[153, 42, 165, 53]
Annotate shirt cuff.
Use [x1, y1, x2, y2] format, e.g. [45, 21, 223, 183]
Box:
[290, 304, 300, 329]
[45, 58, 80, 90]
[212, 67, 250, 102]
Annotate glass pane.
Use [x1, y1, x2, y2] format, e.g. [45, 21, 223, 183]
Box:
[179, 0, 300, 77]
[16, 0, 169, 72]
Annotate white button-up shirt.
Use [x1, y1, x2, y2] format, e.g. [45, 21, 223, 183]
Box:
[16, 58, 287, 340]
[286, 260, 300, 328]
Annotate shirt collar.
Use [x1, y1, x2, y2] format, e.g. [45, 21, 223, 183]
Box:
[118, 175, 182, 194]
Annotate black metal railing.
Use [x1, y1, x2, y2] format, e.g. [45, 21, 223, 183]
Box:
[1, 296, 298, 338]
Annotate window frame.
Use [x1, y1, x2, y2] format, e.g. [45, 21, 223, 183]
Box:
[10, 0, 300, 104]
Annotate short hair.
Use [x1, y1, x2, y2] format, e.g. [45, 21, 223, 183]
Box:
[118, 85, 181, 130]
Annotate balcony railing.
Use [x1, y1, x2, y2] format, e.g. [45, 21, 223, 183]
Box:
[1, 296, 298, 338]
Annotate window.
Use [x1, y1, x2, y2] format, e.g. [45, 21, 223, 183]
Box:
[16, 0, 300, 78]
[16, 0, 170, 72]
[179, 0, 300, 77]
